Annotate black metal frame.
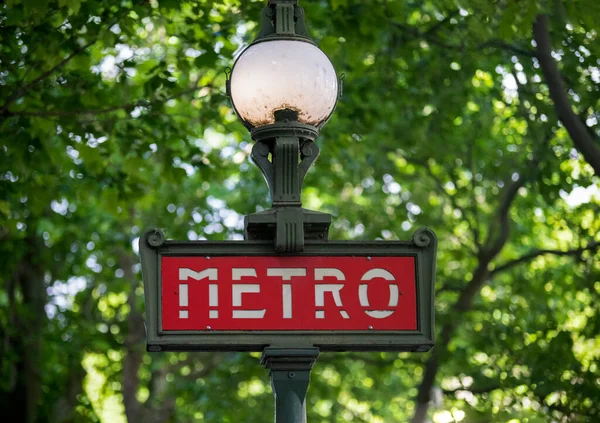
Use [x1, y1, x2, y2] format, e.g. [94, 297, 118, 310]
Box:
[139, 228, 437, 353]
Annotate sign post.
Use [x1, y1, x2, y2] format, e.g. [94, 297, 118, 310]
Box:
[261, 348, 319, 423]
[139, 2, 437, 421]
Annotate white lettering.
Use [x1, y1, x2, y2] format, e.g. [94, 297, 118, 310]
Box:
[179, 268, 218, 281]
[179, 284, 188, 307]
[232, 284, 260, 306]
[267, 268, 306, 280]
[360, 268, 397, 319]
[174, 265, 402, 322]
[267, 268, 306, 319]
[282, 284, 292, 319]
[232, 268, 266, 319]
[315, 268, 350, 319]
[315, 268, 346, 280]
[209, 284, 219, 318]
[178, 268, 218, 320]
[232, 268, 257, 280]
[361, 268, 394, 281]
[315, 284, 345, 307]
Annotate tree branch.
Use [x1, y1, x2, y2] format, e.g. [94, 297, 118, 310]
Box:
[0, 39, 98, 113]
[180, 353, 224, 381]
[412, 154, 539, 423]
[5, 83, 209, 118]
[390, 19, 535, 58]
[534, 14, 600, 175]
[0, 3, 144, 115]
[423, 10, 460, 36]
[478, 40, 536, 58]
[491, 240, 599, 276]
[443, 383, 501, 395]
[466, 133, 482, 248]
[406, 157, 479, 250]
[480, 174, 527, 261]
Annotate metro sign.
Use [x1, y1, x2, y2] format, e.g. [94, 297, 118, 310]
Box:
[140, 228, 437, 352]
[163, 256, 416, 331]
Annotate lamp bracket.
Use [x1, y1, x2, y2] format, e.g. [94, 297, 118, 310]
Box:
[255, 0, 313, 43]
[245, 114, 331, 252]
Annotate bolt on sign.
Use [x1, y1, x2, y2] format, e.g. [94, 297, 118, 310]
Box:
[140, 228, 436, 352]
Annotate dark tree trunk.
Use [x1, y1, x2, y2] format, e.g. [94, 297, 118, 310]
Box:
[534, 14, 600, 175]
[1, 234, 46, 423]
[120, 252, 146, 423]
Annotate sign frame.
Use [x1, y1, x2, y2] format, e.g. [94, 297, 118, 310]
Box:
[139, 227, 437, 352]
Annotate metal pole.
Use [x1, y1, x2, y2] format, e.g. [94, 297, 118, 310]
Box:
[261, 347, 319, 423]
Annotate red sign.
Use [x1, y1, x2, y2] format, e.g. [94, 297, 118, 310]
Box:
[161, 256, 417, 331]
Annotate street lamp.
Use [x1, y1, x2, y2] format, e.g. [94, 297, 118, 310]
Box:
[229, 41, 338, 129]
[226, 0, 341, 253]
[140, 4, 437, 423]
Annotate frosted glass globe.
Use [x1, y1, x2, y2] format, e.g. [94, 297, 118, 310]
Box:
[230, 40, 338, 128]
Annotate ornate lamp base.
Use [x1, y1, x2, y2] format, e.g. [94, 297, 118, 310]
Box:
[245, 110, 331, 252]
[245, 207, 331, 252]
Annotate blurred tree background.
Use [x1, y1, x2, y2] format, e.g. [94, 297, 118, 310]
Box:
[1, 0, 599, 422]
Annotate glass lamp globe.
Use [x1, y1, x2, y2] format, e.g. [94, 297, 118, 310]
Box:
[230, 40, 338, 129]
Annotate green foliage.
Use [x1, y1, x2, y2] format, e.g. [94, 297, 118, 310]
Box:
[1, 0, 599, 422]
